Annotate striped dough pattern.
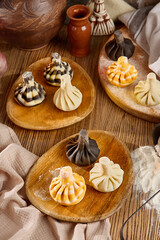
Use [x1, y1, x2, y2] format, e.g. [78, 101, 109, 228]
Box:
[44, 52, 73, 86]
[49, 166, 86, 206]
[106, 56, 137, 87]
[14, 71, 46, 107]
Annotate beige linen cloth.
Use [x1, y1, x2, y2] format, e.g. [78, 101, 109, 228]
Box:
[0, 124, 111, 240]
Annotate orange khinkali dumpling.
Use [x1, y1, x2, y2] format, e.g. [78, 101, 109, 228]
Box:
[106, 56, 137, 87]
[49, 166, 86, 206]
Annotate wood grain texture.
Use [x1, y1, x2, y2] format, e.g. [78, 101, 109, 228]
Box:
[25, 130, 133, 222]
[98, 27, 160, 123]
[6, 57, 95, 130]
[0, 24, 159, 239]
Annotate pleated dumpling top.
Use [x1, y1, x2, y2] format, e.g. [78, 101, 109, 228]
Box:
[134, 72, 160, 106]
[14, 71, 46, 107]
[49, 166, 86, 206]
[89, 157, 124, 192]
[66, 129, 100, 166]
[44, 52, 73, 86]
[106, 56, 137, 87]
[53, 74, 82, 111]
[105, 30, 135, 61]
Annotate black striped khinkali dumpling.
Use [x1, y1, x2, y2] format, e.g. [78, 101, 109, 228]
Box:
[44, 52, 73, 86]
[105, 30, 135, 61]
[14, 71, 46, 107]
[66, 129, 100, 166]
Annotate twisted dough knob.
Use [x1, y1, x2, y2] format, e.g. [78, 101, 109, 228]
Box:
[105, 30, 135, 61]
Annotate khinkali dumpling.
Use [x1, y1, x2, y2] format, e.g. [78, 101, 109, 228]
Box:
[66, 129, 100, 166]
[14, 71, 46, 107]
[44, 52, 73, 86]
[53, 74, 82, 111]
[106, 56, 137, 87]
[49, 166, 86, 206]
[134, 72, 160, 106]
[89, 156, 124, 192]
[105, 30, 135, 61]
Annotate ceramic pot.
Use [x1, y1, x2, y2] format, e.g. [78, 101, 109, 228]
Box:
[0, 0, 66, 50]
[67, 5, 91, 57]
[90, 0, 115, 36]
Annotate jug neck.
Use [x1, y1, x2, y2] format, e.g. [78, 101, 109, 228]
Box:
[67, 4, 91, 26]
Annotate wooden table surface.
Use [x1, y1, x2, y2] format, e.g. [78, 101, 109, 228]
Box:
[0, 25, 159, 240]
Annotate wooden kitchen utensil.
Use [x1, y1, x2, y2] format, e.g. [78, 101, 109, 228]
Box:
[6, 57, 96, 130]
[25, 130, 134, 223]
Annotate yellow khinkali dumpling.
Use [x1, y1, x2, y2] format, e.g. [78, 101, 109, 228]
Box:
[106, 56, 137, 87]
[89, 156, 124, 192]
[49, 166, 86, 206]
[53, 74, 82, 111]
[134, 72, 160, 106]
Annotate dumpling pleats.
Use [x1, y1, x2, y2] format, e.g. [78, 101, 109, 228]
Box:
[89, 157, 124, 192]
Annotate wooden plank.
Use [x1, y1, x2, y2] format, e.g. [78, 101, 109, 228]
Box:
[6, 57, 95, 130]
[25, 130, 133, 222]
[98, 27, 160, 123]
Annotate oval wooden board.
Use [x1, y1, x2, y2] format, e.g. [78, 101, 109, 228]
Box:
[6, 57, 95, 130]
[98, 27, 160, 123]
[25, 130, 134, 223]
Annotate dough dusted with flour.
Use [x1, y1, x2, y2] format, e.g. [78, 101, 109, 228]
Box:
[53, 74, 82, 111]
[131, 145, 160, 213]
[131, 146, 160, 193]
[134, 72, 160, 106]
[89, 156, 124, 192]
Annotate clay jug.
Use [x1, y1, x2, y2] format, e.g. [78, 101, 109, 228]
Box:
[67, 5, 91, 57]
[0, 0, 66, 50]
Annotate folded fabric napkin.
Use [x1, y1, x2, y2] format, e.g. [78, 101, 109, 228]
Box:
[124, 0, 159, 8]
[119, 3, 160, 77]
[0, 124, 111, 240]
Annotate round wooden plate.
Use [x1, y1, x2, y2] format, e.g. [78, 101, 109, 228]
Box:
[25, 130, 134, 223]
[6, 57, 96, 130]
[98, 27, 160, 123]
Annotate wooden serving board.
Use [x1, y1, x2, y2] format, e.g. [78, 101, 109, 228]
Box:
[25, 130, 134, 223]
[6, 57, 95, 130]
[98, 27, 160, 123]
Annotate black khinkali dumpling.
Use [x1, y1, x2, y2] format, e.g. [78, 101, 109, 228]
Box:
[105, 30, 135, 61]
[66, 129, 100, 166]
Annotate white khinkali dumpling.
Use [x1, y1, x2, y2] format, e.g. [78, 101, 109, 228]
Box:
[53, 74, 82, 111]
[89, 156, 124, 192]
[134, 72, 160, 106]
